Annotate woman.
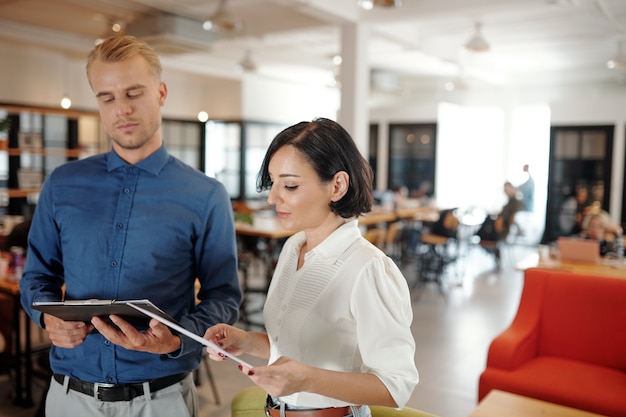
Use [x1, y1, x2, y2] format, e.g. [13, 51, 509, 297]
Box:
[204, 118, 418, 416]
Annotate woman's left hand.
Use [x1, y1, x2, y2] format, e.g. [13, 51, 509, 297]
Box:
[247, 356, 313, 397]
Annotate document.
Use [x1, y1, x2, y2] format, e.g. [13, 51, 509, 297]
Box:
[33, 299, 254, 368]
[127, 302, 253, 368]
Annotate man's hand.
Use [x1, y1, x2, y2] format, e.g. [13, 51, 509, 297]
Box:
[91, 315, 181, 354]
[43, 313, 94, 348]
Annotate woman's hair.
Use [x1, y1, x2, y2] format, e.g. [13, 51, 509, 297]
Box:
[257, 118, 374, 218]
[85, 35, 162, 84]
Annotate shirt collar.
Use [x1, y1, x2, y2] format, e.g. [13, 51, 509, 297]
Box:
[302, 219, 362, 264]
[106, 144, 169, 175]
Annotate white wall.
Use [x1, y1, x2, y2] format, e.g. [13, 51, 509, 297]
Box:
[241, 75, 339, 124]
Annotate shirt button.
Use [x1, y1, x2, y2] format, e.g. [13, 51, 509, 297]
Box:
[104, 340, 111, 346]
[116, 223, 123, 229]
[110, 261, 117, 267]
[106, 376, 113, 383]
[273, 336, 278, 342]
[123, 188, 130, 193]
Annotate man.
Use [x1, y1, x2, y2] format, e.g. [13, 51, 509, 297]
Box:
[517, 164, 534, 212]
[20, 35, 241, 417]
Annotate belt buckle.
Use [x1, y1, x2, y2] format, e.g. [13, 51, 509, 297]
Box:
[265, 395, 277, 417]
[93, 382, 116, 400]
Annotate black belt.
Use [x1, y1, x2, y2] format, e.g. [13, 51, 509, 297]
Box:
[53, 372, 189, 402]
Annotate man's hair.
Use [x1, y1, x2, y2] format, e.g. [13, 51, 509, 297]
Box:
[86, 35, 162, 84]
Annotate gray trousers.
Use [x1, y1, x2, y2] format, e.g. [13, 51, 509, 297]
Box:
[45, 373, 198, 417]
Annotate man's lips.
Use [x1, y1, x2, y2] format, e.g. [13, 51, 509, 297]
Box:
[116, 121, 138, 131]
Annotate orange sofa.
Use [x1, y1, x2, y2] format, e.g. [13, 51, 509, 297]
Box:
[478, 267, 626, 416]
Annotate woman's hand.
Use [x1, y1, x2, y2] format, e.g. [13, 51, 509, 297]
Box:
[247, 356, 313, 398]
[203, 323, 250, 361]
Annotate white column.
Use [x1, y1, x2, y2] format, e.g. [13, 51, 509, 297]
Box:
[337, 21, 370, 157]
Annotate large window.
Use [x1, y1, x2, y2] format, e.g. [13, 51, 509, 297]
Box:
[204, 120, 285, 200]
[387, 123, 436, 198]
[544, 125, 613, 242]
[162, 119, 202, 170]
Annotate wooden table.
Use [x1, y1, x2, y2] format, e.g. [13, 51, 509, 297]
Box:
[396, 206, 441, 223]
[516, 252, 626, 279]
[358, 209, 397, 227]
[470, 390, 607, 417]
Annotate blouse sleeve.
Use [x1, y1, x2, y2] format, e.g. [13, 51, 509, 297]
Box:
[350, 255, 419, 408]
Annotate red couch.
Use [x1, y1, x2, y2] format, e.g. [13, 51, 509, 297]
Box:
[478, 267, 626, 416]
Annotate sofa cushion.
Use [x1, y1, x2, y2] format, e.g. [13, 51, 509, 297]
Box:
[538, 271, 626, 370]
[480, 356, 626, 417]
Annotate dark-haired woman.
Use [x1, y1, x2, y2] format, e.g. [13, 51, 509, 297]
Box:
[204, 118, 418, 416]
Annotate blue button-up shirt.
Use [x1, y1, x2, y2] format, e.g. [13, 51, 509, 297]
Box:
[20, 145, 241, 384]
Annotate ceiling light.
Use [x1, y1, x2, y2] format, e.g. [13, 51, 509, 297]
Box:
[202, 0, 242, 33]
[358, 0, 402, 10]
[607, 39, 626, 69]
[235, 50, 257, 73]
[197, 111, 209, 122]
[465, 22, 490, 53]
[60, 94, 72, 109]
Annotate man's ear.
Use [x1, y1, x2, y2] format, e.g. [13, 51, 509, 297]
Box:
[331, 171, 349, 202]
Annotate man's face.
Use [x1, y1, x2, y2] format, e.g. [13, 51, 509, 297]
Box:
[88, 55, 166, 159]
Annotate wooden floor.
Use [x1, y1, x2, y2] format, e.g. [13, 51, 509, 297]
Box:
[0, 242, 536, 417]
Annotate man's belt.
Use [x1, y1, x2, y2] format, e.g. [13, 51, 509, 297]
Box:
[53, 372, 189, 402]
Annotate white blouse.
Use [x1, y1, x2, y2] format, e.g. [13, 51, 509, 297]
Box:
[263, 219, 419, 408]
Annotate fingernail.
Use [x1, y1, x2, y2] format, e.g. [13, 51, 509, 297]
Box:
[247, 370, 255, 376]
[238, 365, 243, 371]
[218, 353, 226, 358]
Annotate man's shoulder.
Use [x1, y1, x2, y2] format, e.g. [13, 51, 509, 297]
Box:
[49, 154, 106, 177]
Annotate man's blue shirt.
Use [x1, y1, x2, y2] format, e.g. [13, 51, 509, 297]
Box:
[20, 145, 241, 384]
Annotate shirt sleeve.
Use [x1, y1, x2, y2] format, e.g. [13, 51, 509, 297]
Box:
[20, 175, 65, 327]
[175, 181, 241, 357]
[350, 255, 419, 408]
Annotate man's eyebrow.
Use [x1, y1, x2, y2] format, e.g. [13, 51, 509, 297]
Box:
[95, 84, 146, 98]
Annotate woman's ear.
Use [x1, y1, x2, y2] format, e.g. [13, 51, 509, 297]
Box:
[331, 171, 349, 202]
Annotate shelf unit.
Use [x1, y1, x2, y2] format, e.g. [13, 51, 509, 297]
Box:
[0, 106, 93, 217]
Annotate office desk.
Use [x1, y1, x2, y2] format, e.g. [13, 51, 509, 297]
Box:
[0, 278, 34, 407]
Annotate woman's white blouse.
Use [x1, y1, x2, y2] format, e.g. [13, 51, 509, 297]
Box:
[263, 219, 419, 408]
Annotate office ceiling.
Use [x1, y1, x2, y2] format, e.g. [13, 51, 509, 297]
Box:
[1, 0, 626, 98]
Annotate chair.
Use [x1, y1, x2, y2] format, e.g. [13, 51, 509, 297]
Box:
[193, 353, 220, 404]
[364, 228, 386, 250]
[384, 221, 405, 261]
[231, 386, 439, 417]
[478, 268, 626, 416]
[413, 209, 460, 297]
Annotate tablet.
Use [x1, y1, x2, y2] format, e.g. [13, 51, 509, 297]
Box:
[31, 299, 175, 326]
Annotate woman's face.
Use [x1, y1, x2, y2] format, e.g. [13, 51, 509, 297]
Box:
[266, 145, 337, 232]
